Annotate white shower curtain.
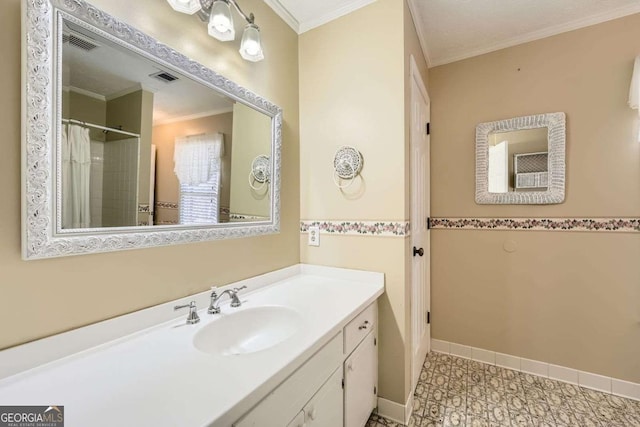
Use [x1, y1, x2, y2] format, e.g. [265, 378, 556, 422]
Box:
[62, 124, 91, 228]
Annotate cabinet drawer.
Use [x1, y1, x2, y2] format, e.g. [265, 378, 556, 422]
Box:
[235, 332, 343, 427]
[343, 303, 377, 356]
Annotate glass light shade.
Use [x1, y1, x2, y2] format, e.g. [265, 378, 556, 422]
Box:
[208, 0, 235, 41]
[167, 0, 201, 15]
[239, 24, 264, 62]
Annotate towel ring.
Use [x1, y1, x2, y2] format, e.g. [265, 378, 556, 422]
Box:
[333, 146, 362, 189]
[249, 155, 270, 191]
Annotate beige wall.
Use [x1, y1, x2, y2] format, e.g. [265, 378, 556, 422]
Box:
[152, 112, 234, 224]
[106, 89, 154, 225]
[66, 91, 108, 142]
[300, 0, 429, 405]
[0, 0, 299, 349]
[67, 91, 107, 126]
[229, 103, 271, 218]
[430, 14, 640, 382]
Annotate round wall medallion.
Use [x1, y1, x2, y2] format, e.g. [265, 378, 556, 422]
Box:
[251, 155, 271, 183]
[334, 146, 363, 179]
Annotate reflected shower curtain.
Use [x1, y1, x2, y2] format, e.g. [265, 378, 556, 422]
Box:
[62, 124, 91, 228]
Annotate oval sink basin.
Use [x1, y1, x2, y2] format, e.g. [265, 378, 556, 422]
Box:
[193, 306, 302, 356]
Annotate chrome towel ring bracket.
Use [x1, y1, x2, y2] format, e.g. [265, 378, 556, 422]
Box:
[249, 154, 270, 191]
[333, 146, 363, 189]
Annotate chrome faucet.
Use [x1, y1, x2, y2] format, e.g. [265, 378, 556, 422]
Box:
[174, 301, 200, 324]
[208, 286, 247, 314]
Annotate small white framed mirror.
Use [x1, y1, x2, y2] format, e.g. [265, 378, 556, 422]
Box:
[475, 112, 566, 204]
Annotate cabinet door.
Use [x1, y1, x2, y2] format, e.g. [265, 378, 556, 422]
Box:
[286, 411, 305, 427]
[304, 367, 344, 427]
[344, 331, 377, 427]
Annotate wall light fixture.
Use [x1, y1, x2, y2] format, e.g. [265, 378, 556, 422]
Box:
[167, 0, 264, 62]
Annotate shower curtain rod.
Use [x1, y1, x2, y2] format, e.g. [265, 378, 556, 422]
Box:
[62, 118, 140, 138]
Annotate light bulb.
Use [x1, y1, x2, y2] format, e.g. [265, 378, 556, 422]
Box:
[166, 0, 201, 14]
[243, 40, 259, 56]
[211, 14, 231, 33]
[208, 0, 235, 41]
[239, 24, 264, 62]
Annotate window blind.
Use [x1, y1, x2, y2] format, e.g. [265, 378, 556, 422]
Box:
[179, 161, 221, 224]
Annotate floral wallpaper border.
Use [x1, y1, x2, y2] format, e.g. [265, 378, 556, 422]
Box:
[300, 221, 411, 237]
[430, 218, 640, 233]
[155, 201, 179, 210]
[300, 218, 640, 236]
[230, 213, 270, 221]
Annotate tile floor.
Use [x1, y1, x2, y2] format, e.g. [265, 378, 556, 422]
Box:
[367, 352, 640, 427]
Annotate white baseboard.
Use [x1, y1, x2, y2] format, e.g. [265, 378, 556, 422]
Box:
[377, 391, 413, 424]
[431, 339, 640, 402]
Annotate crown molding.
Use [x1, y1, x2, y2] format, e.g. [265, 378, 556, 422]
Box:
[153, 107, 234, 126]
[263, 0, 300, 34]
[64, 85, 106, 101]
[298, 0, 376, 33]
[406, 0, 431, 68]
[429, 2, 640, 67]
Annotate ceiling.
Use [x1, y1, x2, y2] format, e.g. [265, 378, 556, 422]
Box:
[62, 21, 233, 126]
[264, 0, 640, 67]
[264, 0, 376, 33]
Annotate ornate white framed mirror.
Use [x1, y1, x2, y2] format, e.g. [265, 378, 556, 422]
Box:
[21, 0, 282, 259]
[475, 112, 566, 205]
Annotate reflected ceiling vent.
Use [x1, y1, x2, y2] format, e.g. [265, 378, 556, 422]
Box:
[150, 71, 179, 83]
[62, 32, 100, 51]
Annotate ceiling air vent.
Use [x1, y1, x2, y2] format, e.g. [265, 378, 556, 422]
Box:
[63, 33, 100, 51]
[150, 71, 179, 83]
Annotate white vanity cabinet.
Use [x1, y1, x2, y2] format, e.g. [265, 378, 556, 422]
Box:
[303, 368, 344, 427]
[284, 368, 344, 427]
[235, 302, 378, 427]
[286, 411, 305, 427]
[234, 333, 343, 427]
[344, 332, 377, 427]
[343, 304, 378, 427]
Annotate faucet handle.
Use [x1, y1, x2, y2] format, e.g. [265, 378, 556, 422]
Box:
[174, 301, 200, 325]
[174, 301, 197, 310]
[230, 286, 247, 308]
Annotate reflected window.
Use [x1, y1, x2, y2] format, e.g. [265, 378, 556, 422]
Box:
[174, 133, 224, 224]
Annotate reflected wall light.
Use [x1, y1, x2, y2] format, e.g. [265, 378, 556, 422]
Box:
[167, 0, 264, 62]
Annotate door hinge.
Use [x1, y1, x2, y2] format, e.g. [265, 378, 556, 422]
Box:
[374, 337, 377, 346]
[342, 378, 344, 389]
[426, 122, 430, 135]
[426, 311, 430, 324]
[426, 217, 432, 229]
[374, 386, 377, 395]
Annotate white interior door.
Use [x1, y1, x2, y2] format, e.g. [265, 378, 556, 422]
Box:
[410, 56, 431, 392]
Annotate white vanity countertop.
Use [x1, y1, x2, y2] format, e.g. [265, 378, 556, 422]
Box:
[0, 264, 384, 427]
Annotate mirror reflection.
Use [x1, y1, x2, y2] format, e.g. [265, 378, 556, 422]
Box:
[487, 128, 549, 193]
[60, 19, 271, 230]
